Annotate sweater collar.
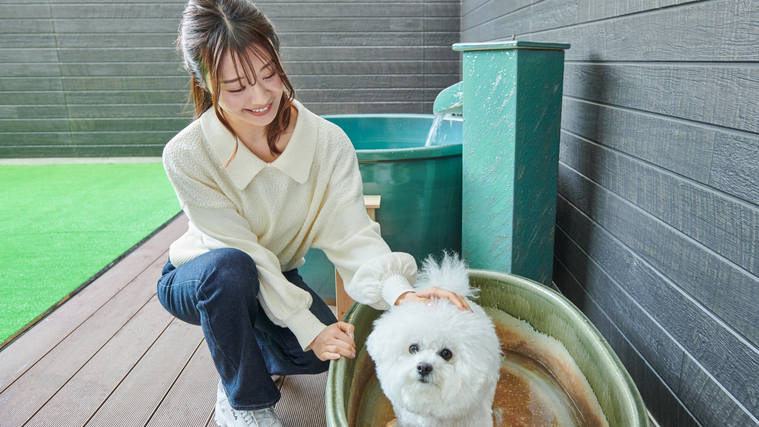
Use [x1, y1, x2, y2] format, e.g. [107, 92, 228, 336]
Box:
[200, 99, 316, 189]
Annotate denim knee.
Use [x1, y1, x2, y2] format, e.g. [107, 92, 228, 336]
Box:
[199, 248, 260, 296]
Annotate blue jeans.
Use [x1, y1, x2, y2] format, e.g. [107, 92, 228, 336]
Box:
[156, 248, 337, 410]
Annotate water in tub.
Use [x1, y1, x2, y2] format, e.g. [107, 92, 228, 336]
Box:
[354, 308, 609, 427]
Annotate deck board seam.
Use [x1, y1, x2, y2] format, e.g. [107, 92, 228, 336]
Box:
[0, 250, 168, 397]
[142, 335, 207, 427]
[19, 291, 161, 426]
[81, 314, 177, 427]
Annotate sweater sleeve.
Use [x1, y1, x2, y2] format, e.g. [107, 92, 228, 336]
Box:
[313, 129, 417, 310]
[317, 195, 418, 311]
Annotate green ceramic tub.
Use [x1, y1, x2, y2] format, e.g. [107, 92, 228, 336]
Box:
[300, 114, 463, 302]
[326, 270, 649, 427]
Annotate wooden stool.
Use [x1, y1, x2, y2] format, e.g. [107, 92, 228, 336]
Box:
[334, 195, 381, 321]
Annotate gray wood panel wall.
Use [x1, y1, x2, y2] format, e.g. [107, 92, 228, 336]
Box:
[463, 0, 759, 426]
[0, 0, 460, 158]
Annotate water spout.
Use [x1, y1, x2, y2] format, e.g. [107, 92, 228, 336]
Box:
[424, 113, 454, 146]
[432, 82, 463, 115]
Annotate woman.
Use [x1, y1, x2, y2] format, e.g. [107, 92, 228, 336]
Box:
[158, 1, 469, 426]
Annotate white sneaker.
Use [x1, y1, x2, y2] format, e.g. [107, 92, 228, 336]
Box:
[215, 381, 283, 427]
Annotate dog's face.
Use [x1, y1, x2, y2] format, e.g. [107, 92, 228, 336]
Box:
[366, 299, 502, 419]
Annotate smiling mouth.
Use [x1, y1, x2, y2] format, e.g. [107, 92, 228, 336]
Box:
[246, 103, 272, 115]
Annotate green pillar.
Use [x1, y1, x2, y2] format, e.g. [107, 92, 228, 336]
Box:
[455, 41, 569, 286]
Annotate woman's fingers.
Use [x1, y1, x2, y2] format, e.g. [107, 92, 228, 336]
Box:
[312, 322, 356, 361]
[402, 287, 472, 312]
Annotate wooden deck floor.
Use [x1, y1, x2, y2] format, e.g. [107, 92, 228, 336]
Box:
[0, 214, 329, 427]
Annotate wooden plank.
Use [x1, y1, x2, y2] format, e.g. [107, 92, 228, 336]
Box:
[563, 63, 759, 134]
[0, 19, 54, 34]
[0, 34, 57, 48]
[0, 4, 51, 19]
[679, 355, 758, 426]
[0, 91, 65, 105]
[552, 258, 701, 427]
[24, 295, 175, 426]
[576, 0, 700, 22]
[462, 0, 537, 34]
[253, 2, 426, 18]
[555, 188, 759, 420]
[552, 225, 684, 390]
[0, 105, 68, 119]
[462, 0, 503, 17]
[282, 32, 426, 48]
[145, 342, 218, 427]
[303, 102, 428, 115]
[291, 75, 426, 90]
[0, 48, 59, 63]
[282, 46, 427, 62]
[56, 33, 178, 48]
[284, 61, 426, 76]
[297, 88, 430, 103]
[558, 163, 759, 347]
[64, 90, 187, 105]
[711, 132, 759, 206]
[0, 119, 69, 132]
[52, 18, 179, 33]
[561, 98, 715, 184]
[0, 77, 63, 91]
[274, 373, 329, 427]
[0, 259, 167, 425]
[69, 118, 189, 133]
[559, 131, 759, 277]
[62, 76, 186, 91]
[66, 104, 190, 119]
[68, 144, 168, 158]
[69, 132, 178, 146]
[0, 62, 61, 78]
[84, 319, 205, 427]
[515, 0, 759, 61]
[0, 133, 71, 146]
[59, 63, 187, 78]
[49, 3, 184, 19]
[425, 2, 460, 18]
[56, 47, 180, 63]
[0, 215, 184, 399]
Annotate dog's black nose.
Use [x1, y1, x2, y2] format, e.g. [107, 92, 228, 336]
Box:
[416, 363, 433, 377]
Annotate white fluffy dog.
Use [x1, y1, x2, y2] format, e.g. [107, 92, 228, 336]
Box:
[366, 254, 502, 427]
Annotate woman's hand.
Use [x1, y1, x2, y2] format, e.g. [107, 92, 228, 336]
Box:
[395, 287, 472, 311]
[309, 321, 356, 361]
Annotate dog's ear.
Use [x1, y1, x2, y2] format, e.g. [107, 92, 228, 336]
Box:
[415, 252, 476, 298]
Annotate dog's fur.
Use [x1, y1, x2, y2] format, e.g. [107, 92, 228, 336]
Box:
[366, 254, 502, 427]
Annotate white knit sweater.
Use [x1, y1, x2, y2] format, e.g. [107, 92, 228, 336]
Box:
[162, 100, 417, 350]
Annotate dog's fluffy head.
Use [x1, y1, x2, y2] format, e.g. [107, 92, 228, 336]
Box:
[365, 254, 502, 422]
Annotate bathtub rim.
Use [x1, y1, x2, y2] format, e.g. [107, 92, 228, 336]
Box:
[325, 269, 649, 427]
[321, 113, 463, 162]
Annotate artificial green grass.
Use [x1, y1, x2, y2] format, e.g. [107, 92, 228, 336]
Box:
[0, 163, 181, 344]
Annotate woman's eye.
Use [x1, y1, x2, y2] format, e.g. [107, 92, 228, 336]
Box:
[229, 87, 245, 93]
[439, 349, 453, 361]
[263, 73, 276, 80]
[409, 344, 419, 354]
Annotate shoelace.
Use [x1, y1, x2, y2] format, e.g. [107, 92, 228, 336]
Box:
[236, 407, 278, 427]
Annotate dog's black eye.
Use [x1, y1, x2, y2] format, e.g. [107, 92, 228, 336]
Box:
[439, 348, 453, 361]
[409, 344, 419, 354]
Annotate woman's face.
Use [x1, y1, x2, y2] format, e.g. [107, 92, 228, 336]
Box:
[215, 47, 284, 135]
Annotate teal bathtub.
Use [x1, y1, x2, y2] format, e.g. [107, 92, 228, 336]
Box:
[301, 114, 463, 302]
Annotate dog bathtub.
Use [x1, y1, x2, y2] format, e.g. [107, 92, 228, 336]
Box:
[299, 114, 463, 302]
[325, 270, 649, 427]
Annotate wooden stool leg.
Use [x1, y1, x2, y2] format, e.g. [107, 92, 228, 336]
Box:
[335, 196, 381, 320]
